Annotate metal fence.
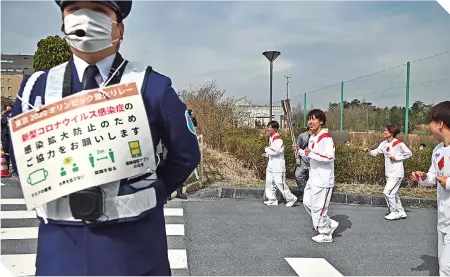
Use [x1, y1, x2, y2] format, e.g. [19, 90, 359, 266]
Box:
[284, 51, 450, 135]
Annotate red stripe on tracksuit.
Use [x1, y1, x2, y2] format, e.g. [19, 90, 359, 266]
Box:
[313, 152, 333, 160]
[388, 179, 402, 196]
[316, 188, 331, 232]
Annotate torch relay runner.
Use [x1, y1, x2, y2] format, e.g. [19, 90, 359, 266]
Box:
[299, 109, 339, 243]
[411, 101, 450, 276]
[364, 124, 412, 220]
[262, 120, 297, 207]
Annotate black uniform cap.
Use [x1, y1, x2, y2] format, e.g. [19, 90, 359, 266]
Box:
[55, 0, 132, 21]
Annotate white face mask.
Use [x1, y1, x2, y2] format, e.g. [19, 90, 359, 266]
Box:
[63, 9, 120, 53]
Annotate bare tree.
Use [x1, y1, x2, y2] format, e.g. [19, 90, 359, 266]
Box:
[178, 80, 249, 149]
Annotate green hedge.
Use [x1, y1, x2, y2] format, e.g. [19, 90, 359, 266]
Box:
[223, 133, 434, 187]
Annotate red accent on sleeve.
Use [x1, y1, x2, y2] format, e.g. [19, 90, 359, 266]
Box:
[438, 156, 445, 170]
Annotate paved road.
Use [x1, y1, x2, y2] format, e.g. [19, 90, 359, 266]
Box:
[0, 177, 189, 276]
[1, 177, 439, 276]
[183, 197, 439, 276]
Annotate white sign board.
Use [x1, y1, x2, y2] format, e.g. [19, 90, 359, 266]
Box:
[10, 82, 156, 210]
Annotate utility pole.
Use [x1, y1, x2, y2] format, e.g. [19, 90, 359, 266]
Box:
[284, 74, 291, 100]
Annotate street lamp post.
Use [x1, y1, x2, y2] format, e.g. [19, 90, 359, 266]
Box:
[262, 51, 281, 123]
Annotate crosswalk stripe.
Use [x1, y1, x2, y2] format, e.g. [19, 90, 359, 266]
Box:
[168, 249, 188, 269]
[1, 249, 188, 276]
[0, 198, 26, 205]
[285, 258, 343, 277]
[1, 227, 38, 240]
[0, 207, 183, 218]
[164, 208, 184, 217]
[166, 224, 185, 236]
[1, 211, 37, 219]
[0, 192, 189, 276]
[1, 224, 184, 239]
[1, 254, 35, 277]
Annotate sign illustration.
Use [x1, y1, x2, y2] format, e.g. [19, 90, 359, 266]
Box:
[27, 168, 48, 186]
[128, 140, 142, 158]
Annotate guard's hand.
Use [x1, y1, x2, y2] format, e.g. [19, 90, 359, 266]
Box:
[438, 176, 449, 189]
[262, 153, 268, 158]
[295, 158, 300, 165]
[411, 171, 427, 182]
[390, 156, 396, 161]
[363, 147, 370, 152]
[305, 147, 311, 156]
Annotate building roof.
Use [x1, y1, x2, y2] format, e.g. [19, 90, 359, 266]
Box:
[233, 96, 281, 108]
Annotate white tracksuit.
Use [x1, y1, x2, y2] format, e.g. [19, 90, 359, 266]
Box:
[368, 138, 412, 213]
[264, 133, 296, 202]
[418, 143, 450, 276]
[301, 129, 337, 234]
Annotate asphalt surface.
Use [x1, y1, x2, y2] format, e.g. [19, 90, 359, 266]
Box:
[1, 176, 439, 276]
[183, 198, 439, 276]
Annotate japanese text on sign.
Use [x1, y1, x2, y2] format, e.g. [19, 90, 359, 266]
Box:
[10, 82, 157, 210]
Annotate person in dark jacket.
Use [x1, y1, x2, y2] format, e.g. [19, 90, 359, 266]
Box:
[293, 128, 313, 196]
[174, 109, 198, 199]
[9, 1, 200, 275]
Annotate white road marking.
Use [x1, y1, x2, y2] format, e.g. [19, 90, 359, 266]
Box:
[1, 224, 183, 240]
[166, 224, 185, 236]
[285, 257, 343, 277]
[1, 254, 36, 277]
[1, 227, 38, 240]
[0, 196, 188, 274]
[163, 208, 183, 217]
[0, 200, 182, 217]
[1, 210, 37, 219]
[0, 198, 26, 205]
[168, 249, 188, 269]
[0, 249, 188, 276]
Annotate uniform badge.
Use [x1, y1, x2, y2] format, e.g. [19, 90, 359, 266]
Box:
[185, 110, 196, 135]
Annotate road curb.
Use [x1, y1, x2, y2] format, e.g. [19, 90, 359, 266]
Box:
[189, 186, 437, 209]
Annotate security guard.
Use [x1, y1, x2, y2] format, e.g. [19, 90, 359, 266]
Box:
[9, 0, 201, 275]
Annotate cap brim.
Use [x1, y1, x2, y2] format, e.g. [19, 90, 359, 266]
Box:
[55, 1, 131, 19]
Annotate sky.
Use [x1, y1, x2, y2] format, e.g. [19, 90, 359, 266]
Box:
[1, 0, 449, 110]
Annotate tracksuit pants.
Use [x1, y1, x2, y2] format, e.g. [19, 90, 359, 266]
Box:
[303, 183, 336, 234]
[384, 177, 405, 214]
[265, 170, 296, 202]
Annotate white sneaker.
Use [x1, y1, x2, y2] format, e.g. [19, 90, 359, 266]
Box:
[397, 211, 407, 219]
[384, 212, 401, 220]
[285, 196, 298, 207]
[329, 220, 339, 236]
[312, 233, 333, 243]
[264, 200, 278, 206]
